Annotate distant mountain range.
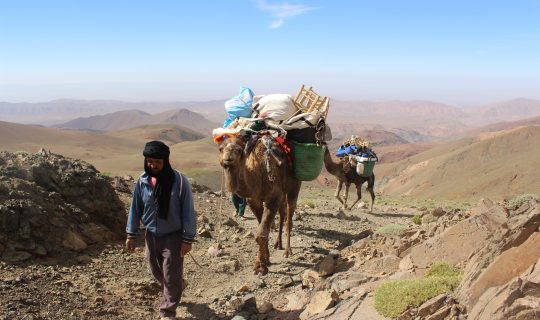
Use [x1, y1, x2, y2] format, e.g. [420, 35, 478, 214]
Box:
[52, 108, 219, 134]
[2, 97, 540, 141]
[0, 99, 226, 125]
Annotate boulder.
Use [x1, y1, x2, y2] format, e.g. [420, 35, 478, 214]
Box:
[299, 290, 339, 319]
[468, 257, 540, 319]
[404, 203, 508, 272]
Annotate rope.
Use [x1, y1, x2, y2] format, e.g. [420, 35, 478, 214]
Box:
[188, 252, 204, 269]
[220, 167, 225, 217]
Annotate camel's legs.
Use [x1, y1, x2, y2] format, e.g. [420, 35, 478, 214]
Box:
[349, 181, 363, 209]
[343, 182, 352, 210]
[284, 181, 301, 258]
[248, 199, 264, 223]
[274, 200, 286, 250]
[254, 198, 280, 275]
[335, 180, 345, 207]
[368, 174, 376, 213]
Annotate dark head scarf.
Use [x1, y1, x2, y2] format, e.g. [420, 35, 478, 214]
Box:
[143, 141, 175, 220]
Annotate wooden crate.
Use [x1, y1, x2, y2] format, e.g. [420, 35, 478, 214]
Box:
[292, 84, 330, 119]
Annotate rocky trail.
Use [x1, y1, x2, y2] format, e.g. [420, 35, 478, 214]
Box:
[1, 151, 539, 320]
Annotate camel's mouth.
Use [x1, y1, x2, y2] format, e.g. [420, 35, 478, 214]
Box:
[221, 159, 233, 168]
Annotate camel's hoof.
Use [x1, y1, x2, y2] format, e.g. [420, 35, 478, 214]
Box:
[253, 265, 268, 275]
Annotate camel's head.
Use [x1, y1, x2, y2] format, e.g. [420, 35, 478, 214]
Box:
[218, 136, 246, 169]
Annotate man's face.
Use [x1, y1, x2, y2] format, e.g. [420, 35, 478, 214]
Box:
[146, 157, 164, 175]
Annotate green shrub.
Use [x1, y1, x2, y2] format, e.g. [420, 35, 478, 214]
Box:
[412, 214, 422, 225]
[100, 172, 111, 177]
[425, 262, 462, 278]
[374, 262, 462, 318]
[376, 224, 406, 236]
[506, 194, 538, 210]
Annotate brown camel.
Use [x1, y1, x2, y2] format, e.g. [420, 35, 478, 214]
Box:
[218, 134, 301, 275]
[323, 147, 375, 212]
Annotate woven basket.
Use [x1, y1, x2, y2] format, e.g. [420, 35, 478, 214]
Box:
[290, 142, 325, 181]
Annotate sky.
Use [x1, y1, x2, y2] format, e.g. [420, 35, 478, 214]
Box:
[1, 0, 539, 105]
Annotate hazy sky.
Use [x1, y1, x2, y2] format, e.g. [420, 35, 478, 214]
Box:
[1, 0, 539, 105]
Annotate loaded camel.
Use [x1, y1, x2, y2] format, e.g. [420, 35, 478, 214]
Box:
[323, 147, 375, 212]
[218, 134, 301, 275]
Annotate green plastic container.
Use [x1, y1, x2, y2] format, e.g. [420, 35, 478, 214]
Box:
[290, 142, 325, 181]
[357, 161, 376, 177]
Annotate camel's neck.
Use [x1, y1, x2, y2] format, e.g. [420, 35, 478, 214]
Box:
[324, 148, 344, 178]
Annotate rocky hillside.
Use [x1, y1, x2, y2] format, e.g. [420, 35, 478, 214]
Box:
[0, 150, 129, 263]
[0, 149, 538, 320]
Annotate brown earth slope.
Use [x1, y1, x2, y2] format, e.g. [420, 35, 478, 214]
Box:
[378, 125, 540, 201]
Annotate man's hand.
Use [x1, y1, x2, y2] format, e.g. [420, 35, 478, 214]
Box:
[125, 238, 136, 252]
[181, 242, 192, 257]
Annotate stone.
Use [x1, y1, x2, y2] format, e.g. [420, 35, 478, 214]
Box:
[2, 250, 32, 263]
[76, 255, 93, 264]
[431, 207, 446, 217]
[278, 275, 294, 288]
[216, 259, 240, 273]
[240, 294, 257, 312]
[285, 292, 308, 311]
[330, 272, 371, 294]
[417, 294, 447, 317]
[363, 254, 401, 274]
[314, 254, 336, 277]
[2, 210, 19, 232]
[207, 246, 219, 257]
[399, 255, 414, 271]
[223, 217, 239, 227]
[236, 284, 250, 293]
[62, 230, 87, 252]
[299, 290, 339, 319]
[425, 305, 451, 320]
[197, 227, 212, 238]
[256, 300, 273, 314]
[228, 297, 243, 310]
[306, 295, 386, 320]
[468, 232, 540, 305]
[302, 269, 321, 288]
[80, 223, 114, 244]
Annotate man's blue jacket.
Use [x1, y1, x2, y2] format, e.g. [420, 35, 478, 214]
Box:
[126, 170, 196, 242]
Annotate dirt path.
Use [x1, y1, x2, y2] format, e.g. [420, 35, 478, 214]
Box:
[0, 185, 417, 320]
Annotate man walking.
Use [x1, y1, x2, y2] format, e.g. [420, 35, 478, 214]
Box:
[126, 140, 196, 319]
[231, 193, 246, 218]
